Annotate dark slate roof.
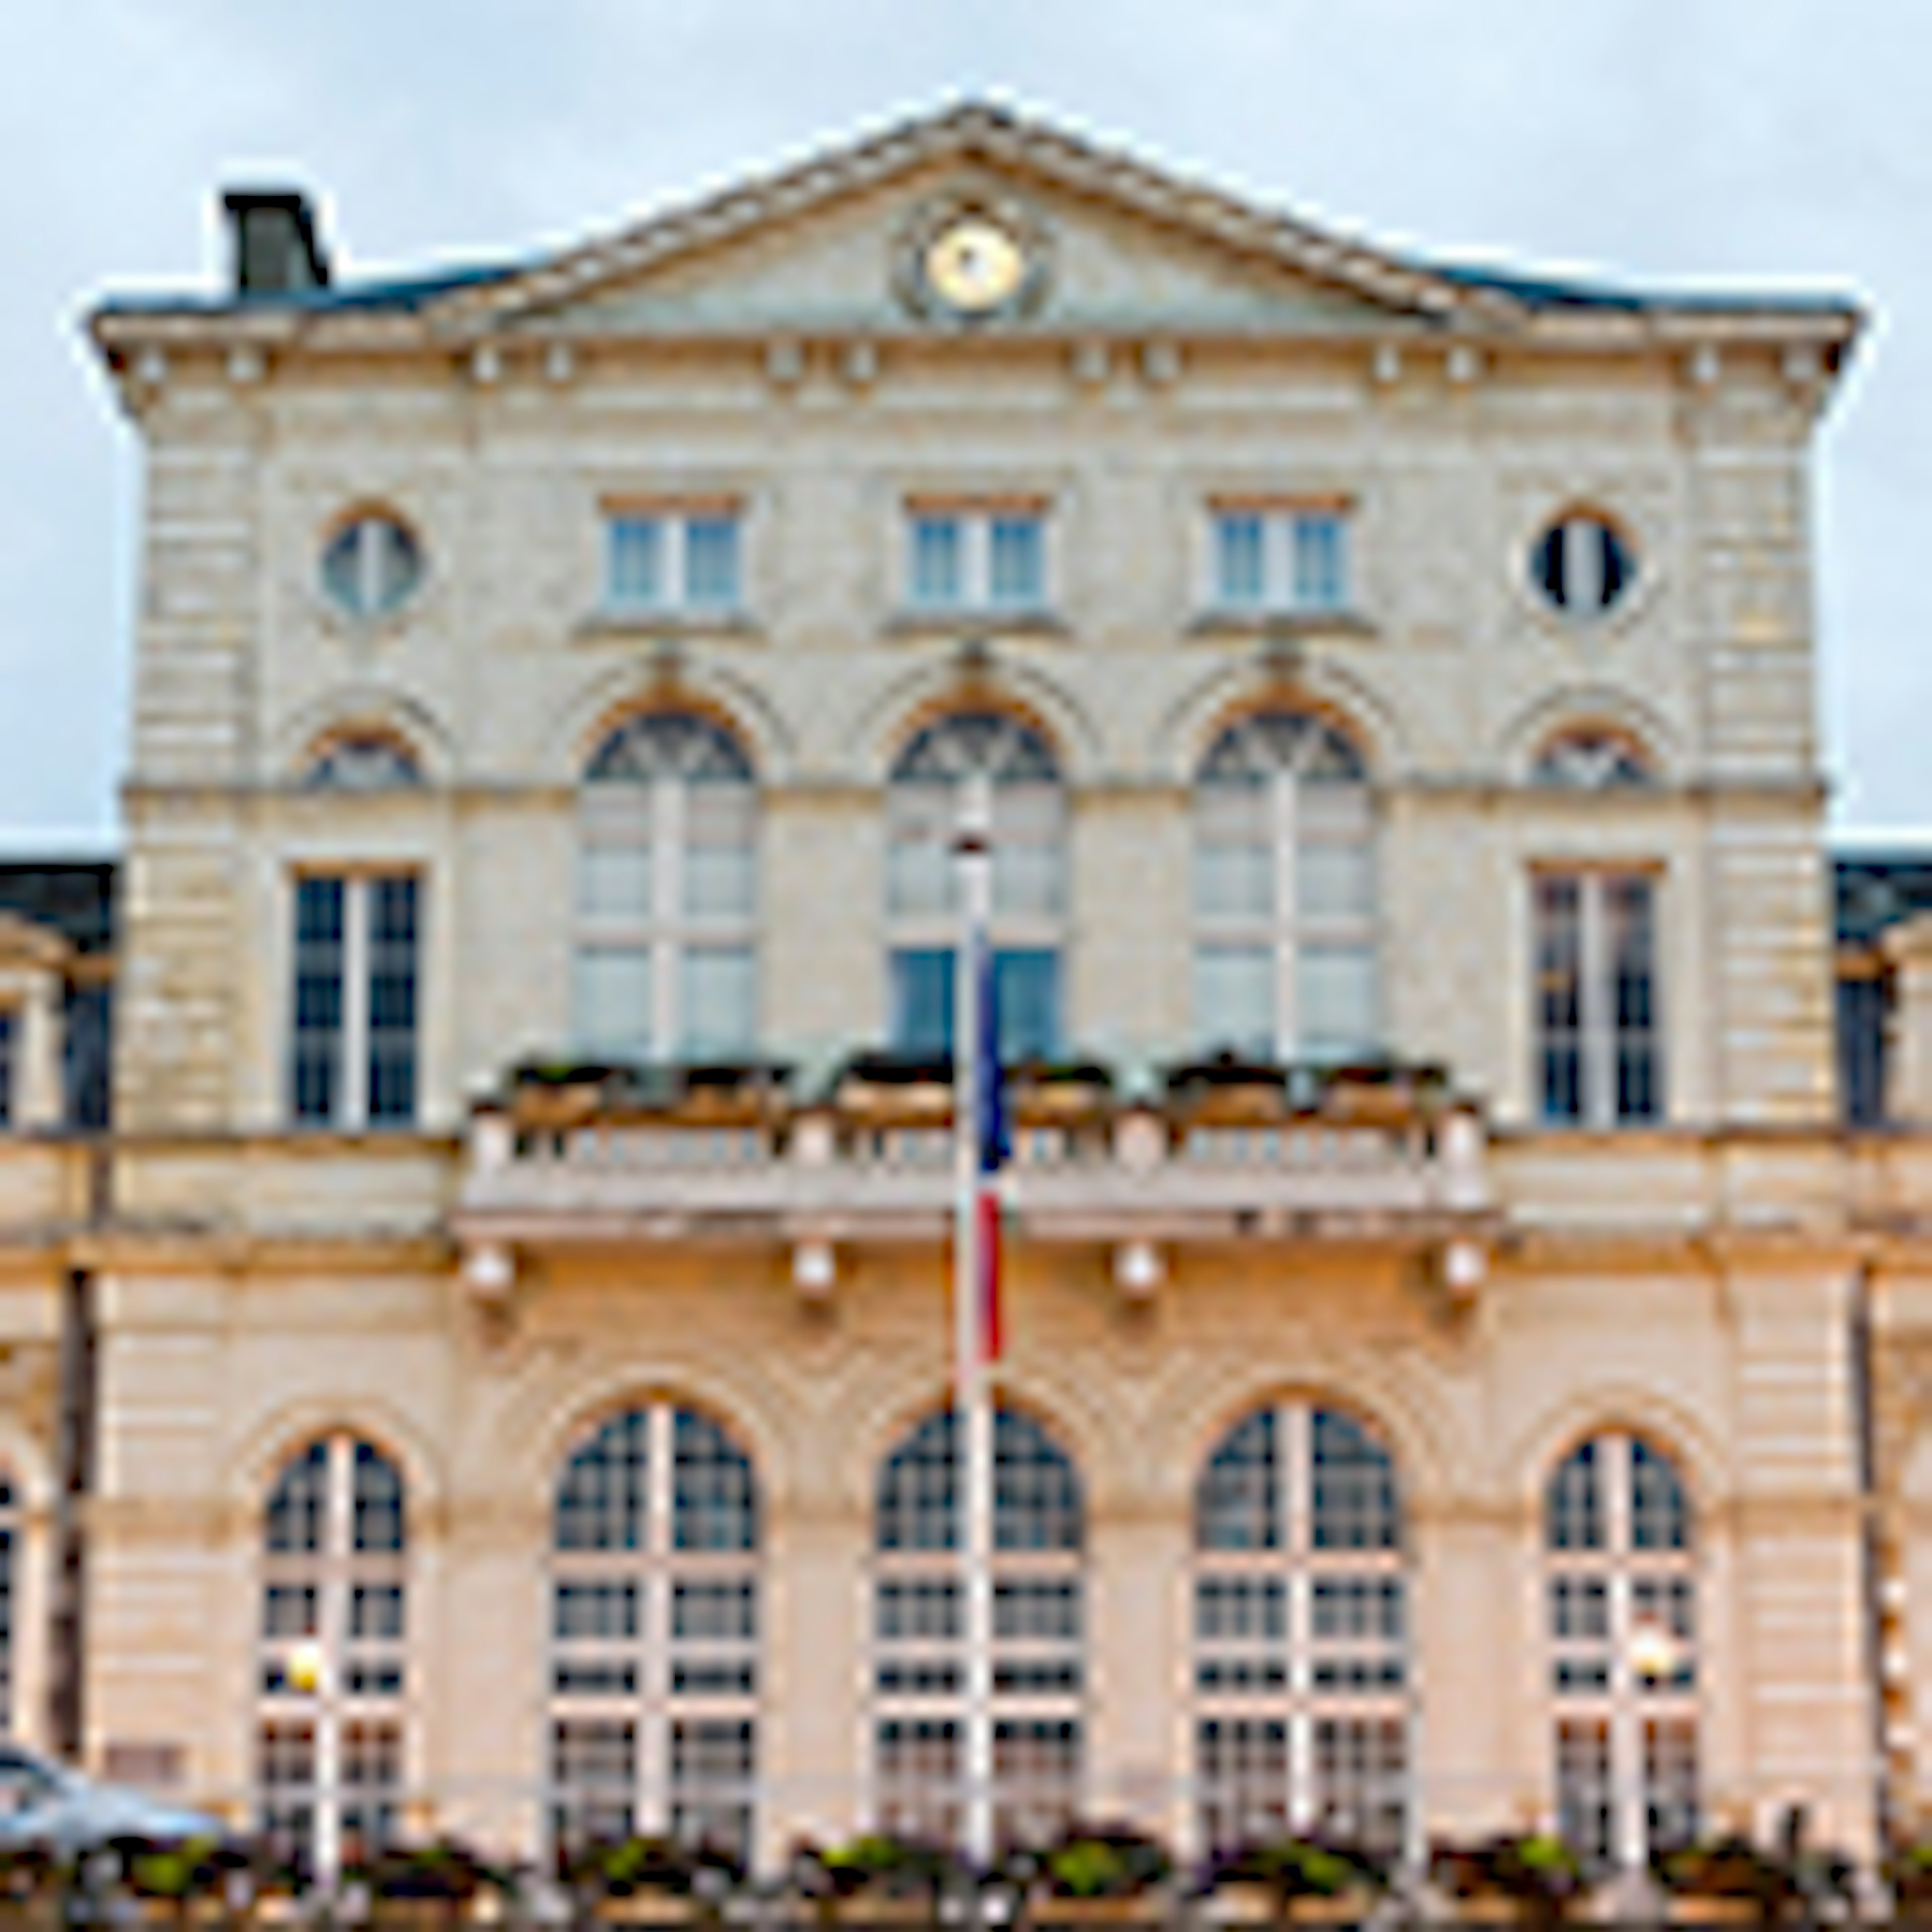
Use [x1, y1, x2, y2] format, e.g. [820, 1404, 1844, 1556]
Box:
[1835, 854, 1932, 948]
[0, 863, 116, 956]
[97, 258, 524, 318]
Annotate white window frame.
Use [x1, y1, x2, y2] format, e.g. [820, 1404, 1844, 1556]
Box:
[1532, 868, 1663, 1129]
[547, 1403, 760, 1863]
[903, 503, 1051, 616]
[870, 1408, 1085, 1848]
[886, 712, 1066, 1060]
[256, 1434, 410, 1885]
[602, 504, 745, 618]
[1192, 1403, 1411, 1861]
[1206, 503, 1352, 616]
[1547, 1433, 1698, 1870]
[1192, 713, 1378, 1063]
[575, 715, 758, 1063]
[287, 871, 422, 1130]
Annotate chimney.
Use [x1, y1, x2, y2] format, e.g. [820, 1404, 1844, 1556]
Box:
[220, 189, 330, 298]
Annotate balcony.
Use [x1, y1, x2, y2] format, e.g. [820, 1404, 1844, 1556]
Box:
[452, 1059, 1494, 1274]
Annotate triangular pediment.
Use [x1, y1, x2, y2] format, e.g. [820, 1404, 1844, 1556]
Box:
[430, 103, 1516, 342]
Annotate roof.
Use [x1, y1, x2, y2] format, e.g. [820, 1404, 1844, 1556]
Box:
[0, 863, 116, 957]
[1835, 853, 1932, 949]
[90, 100, 1863, 351]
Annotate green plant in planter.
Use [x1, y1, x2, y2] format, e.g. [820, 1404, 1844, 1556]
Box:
[566, 1834, 741, 1898]
[354, 1837, 516, 1903]
[811, 1833, 962, 1899]
[1888, 1841, 1932, 1908]
[1212, 1838, 1382, 1900]
[1654, 1835, 1792, 1907]
[1431, 1834, 1585, 1907]
[1040, 1827, 1172, 1900]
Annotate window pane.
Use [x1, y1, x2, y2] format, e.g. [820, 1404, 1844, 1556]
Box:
[575, 947, 652, 1058]
[1536, 877, 1583, 1124]
[892, 948, 954, 1057]
[679, 947, 755, 1058]
[365, 877, 419, 1126]
[683, 515, 740, 610]
[1297, 944, 1378, 1061]
[994, 949, 1059, 1063]
[291, 877, 345, 1124]
[1214, 512, 1266, 608]
[1294, 512, 1348, 610]
[1196, 838, 1272, 921]
[988, 515, 1043, 607]
[910, 515, 961, 608]
[1194, 946, 1273, 1057]
[607, 516, 661, 608]
[1298, 840, 1373, 921]
[683, 842, 753, 921]
[580, 839, 652, 922]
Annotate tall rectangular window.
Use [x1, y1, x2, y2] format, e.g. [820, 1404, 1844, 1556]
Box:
[1534, 871, 1661, 1128]
[0, 1009, 16, 1130]
[890, 948, 1061, 1064]
[289, 874, 422, 1128]
[1209, 505, 1352, 614]
[905, 506, 1049, 614]
[604, 507, 742, 615]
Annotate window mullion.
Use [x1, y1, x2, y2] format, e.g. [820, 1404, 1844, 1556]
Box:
[653, 777, 683, 1058]
[1283, 1404, 1315, 1829]
[342, 883, 370, 1128]
[1581, 877, 1612, 1129]
[1274, 774, 1300, 1059]
[640, 1405, 674, 1835]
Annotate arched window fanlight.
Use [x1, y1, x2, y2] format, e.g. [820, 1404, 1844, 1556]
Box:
[303, 732, 424, 792]
[1532, 728, 1654, 791]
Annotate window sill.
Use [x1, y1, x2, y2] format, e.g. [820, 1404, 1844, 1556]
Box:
[1186, 607, 1376, 640]
[882, 608, 1070, 640]
[575, 609, 762, 642]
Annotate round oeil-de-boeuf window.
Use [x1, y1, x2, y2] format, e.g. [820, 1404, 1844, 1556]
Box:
[320, 511, 423, 620]
[1532, 511, 1635, 618]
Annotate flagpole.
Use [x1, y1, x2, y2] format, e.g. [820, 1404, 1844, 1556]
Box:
[953, 771, 995, 1868]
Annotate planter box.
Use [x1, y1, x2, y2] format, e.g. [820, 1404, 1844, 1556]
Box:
[1287, 1895, 1377, 1925]
[594, 1894, 703, 1925]
[1664, 1900, 1770, 1926]
[1030, 1899, 1168, 1925]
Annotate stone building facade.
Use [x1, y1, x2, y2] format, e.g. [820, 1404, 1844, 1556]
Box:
[0, 101, 1917, 1874]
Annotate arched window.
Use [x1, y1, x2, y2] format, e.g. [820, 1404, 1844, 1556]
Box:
[302, 732, 424, 792]
[1192, 1403, 1408, 1858]
[1546, 1432, 1697, 1868]
[576, 713, 757, 1062]
[1532, 728, 1654, 791]
[548, 1404, 760, 1862]
[886, 712, 1065, 1064]
[872, 1406, 1084, 1845]
[256, 1434, 409, 1881]
[1194, 711, 1377, 1064]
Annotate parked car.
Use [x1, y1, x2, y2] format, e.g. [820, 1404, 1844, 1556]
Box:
[0, 1742, 228, 1855]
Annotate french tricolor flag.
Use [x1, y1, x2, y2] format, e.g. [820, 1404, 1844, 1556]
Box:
[972, 938, 1007, 1365]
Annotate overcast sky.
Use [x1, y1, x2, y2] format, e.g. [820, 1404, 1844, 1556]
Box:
[1, 0, 1920, 847]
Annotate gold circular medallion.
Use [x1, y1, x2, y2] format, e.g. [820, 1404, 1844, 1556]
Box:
[923, 216, 1028, 314]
